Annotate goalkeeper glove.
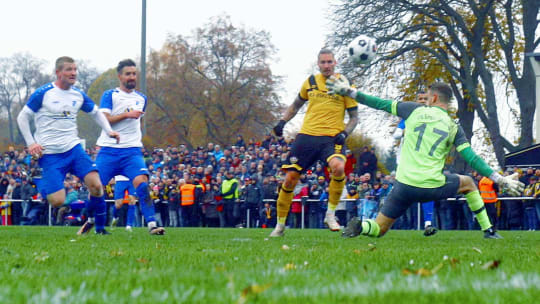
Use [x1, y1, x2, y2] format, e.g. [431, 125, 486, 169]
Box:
[490, 172, 525, 197]
[334, 131, 348, 145]
[326, 75, 355, 97]
[273, 120, 286, 137]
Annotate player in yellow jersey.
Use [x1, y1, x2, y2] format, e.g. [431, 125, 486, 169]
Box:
[269, 48, 359, 237]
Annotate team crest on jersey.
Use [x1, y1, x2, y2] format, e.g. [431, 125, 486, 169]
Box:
[62, 111, 71, 117]
[290, 156, 298, 164]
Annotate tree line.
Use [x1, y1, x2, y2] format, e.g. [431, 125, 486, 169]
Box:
[1, 7, 538, 168]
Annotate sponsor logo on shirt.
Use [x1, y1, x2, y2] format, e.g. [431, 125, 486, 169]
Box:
[51, 111, 74, 120]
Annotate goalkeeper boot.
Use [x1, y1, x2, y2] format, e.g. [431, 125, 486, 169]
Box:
[484, 227, 503, 239]
[342, 217, 362, 238]
[77, 220, 94, 235]
[149, 226, 165, 235]
[423, 225, 438, 237]
[324, 214, 341, 231]
[269, 223, 285, 237]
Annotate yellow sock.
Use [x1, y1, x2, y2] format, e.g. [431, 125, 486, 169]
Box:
[465, 190, 492, 231]
[327, 174, 346, 212]
[276, 185, 294, 224]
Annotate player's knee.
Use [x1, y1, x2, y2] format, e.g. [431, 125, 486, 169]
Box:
[88, 185, 103, 197]
[331, 166, 345, 177]
[49, 198, 64, 208]
[133, 175, 148, 187]
[459, 175, 476, 193]
[283, 172, 300, 189]
[328, 158, 345, 176]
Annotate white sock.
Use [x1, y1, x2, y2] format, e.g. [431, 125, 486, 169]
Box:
[425, 221, 432, 228]
[326, 210, 335, 217]
[148, 221, 157, 229]
[88, 217, 95, 224]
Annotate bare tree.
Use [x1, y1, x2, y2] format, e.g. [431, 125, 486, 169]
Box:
[75, 59, 100, 92]
[145, 15, 283, 147]
[329, 0, 539, 167]
[0, 53, 51, 143]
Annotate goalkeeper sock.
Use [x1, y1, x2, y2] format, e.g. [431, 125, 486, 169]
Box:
[327, 174, 346, 214]
[360, 219, 380, 237]
[465, 190, 492, 231]
[276, 185, 294, 225]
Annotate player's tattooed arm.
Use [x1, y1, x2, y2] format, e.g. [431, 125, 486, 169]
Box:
[345, 107, 359, 135]
[282, 96, 306, 122]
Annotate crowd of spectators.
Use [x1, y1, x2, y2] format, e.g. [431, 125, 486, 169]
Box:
[0, 135, 539, 231]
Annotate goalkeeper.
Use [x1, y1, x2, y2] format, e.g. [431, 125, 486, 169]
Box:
[326, 78, 524, 239]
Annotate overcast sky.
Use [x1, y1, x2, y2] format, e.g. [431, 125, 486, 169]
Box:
[1, 0, 335, 103]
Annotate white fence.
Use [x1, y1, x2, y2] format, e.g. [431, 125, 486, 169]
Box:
[0, 196, 536, 229]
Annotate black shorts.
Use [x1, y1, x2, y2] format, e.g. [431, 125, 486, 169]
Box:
[380, 173, 460, 219]
[282, 133, 345, 173]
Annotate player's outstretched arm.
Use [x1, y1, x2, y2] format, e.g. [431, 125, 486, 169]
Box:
[455, 127, 524, 196]
[273, 96, 306, 137]
[326, 76, 420, 120]
[491, 172, 524, 196]
[88, 107, 120, 143]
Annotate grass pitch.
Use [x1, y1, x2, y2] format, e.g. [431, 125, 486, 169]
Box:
[0, 226, 539, 303]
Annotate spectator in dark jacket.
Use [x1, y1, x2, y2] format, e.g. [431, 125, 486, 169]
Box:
[20, 177, 37, 217]
[262, 176, 278, 203]
[242, 177, 263, 227]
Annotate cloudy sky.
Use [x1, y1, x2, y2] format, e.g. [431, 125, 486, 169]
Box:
[1, 0, 336, 103]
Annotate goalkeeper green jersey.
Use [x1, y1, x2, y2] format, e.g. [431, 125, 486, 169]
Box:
[399, 106, 459, 187]
[354, 92, 494, 188]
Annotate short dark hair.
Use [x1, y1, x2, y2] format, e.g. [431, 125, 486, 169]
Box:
[55, 56, 75, 71]
[429, 82, 453, 103]
[318, 48, 334, 59]
[117, 59, 136, 74]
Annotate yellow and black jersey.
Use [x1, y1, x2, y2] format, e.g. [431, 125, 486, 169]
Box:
[298, 73, 358, 137]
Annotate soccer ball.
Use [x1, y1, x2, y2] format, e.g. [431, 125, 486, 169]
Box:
[348, 35, 377, 65]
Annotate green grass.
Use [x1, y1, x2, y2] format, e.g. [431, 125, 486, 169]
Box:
[0, 227, 539, 303]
